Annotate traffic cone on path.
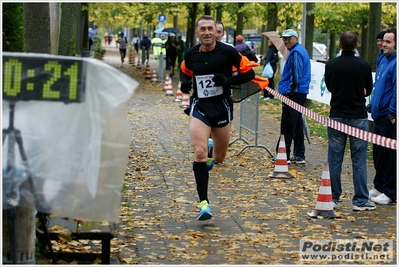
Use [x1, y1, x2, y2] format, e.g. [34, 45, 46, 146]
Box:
[163, 74, 170, 91]
[307, 162, 337, 219]
[151, 70, 157, 83]
[180, 93, 190, 108]
[269, 134, 293, 179]
[144, 62, 151, 79]
[136, 57, 141, 69]
[165, 76, 174, 96]
[174, 81, 182, 101]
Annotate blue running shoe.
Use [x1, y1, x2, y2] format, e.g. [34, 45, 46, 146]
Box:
[197, 200, 213, 221]
[207, 138, 213, 158]
[206, 158, 214, 171]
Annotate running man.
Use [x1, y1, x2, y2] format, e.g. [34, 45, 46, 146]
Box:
[118, 32, 128, 67]
[180, 15, 256, 220]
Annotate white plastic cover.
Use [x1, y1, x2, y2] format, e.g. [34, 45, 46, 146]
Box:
[2, 53, 138, 221]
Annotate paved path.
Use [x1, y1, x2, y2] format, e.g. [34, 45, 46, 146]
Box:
[102, 47, 396, 265]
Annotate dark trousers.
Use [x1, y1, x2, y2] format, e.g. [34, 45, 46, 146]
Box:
[372, 116, 397, 201]
[264, 76, 275, 98]
[276, 93, 307, 159]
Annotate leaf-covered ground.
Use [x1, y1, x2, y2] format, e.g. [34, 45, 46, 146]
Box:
[42, 47, 396, 265]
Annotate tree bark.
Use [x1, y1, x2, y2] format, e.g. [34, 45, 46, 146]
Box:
[304, 3, 315, 59]
[3, 3, 52, 264]
[236, 3, 245, 37]
[58, 2, 82, 56]
[367, 3, 382, 71]
[23, 3, 51, 53]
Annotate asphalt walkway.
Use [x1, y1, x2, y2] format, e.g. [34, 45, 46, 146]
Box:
[101, 46, 396, 265]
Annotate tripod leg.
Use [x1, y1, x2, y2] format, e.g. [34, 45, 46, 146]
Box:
[37, 212, 57, 264]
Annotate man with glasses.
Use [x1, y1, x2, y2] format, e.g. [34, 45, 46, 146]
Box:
[275, 29, 311, 164]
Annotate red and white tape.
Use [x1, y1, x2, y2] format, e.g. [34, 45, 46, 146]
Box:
[265, 87, 397, 150]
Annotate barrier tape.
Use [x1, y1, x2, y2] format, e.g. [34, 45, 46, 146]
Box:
[264, 87, 397, 150]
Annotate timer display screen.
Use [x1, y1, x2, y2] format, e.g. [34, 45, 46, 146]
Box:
[3, 53, 86, 103]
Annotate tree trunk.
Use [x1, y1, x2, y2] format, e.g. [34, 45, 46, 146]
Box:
[329, 32, 337, 58]
[186, 3, 198, 49]
[58, 2, 82, 56]
[23, 3, 51, 53]
[360, 20, 368, 59]
[304, 3, 315, 59]
[367, 3, 382, 71]
[3, 3, 51, 264]
[261, 3, 278, 55]
[49, 3, 61, 55]
[204, 4, 211, 15]
[216, 5, 222, 22]
[236, 3, 245, 38]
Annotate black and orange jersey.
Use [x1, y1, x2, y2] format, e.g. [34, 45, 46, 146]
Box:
[180, 42, 256, 101]
[180, 41, 268, 101]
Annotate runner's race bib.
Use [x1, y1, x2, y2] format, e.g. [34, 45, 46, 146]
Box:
[195, 74, 223, 98]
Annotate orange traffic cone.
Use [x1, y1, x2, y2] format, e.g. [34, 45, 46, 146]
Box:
[307, 162, 337, 218]
[174, 81, 182, 101]
[131, 56, 136, 67]
[180, 93, 190, 108]
[151, 70, 157, 83]
[136, 58, 141, 69]
[144, 62, 151, 79]
[129, 48, 133, 64]
[165, 77, 174, 96]
[163, 74, 170, 91]
[269, 135, 293, 179]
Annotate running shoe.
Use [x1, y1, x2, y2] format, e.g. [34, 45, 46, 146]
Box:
[371, 193, 396, 205]
[290, 156, 306, 164]
[197, 200, 212, 221]
[208, 139, 213, 158]
[206, 158, 214, 171]
[368, 188, 382, 199]
[353, 201, 376, 211]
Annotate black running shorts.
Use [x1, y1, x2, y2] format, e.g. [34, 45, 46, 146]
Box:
[189, 97, 233, 128]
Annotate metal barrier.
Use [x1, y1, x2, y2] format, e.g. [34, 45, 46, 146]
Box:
[230, 91, 273, 157]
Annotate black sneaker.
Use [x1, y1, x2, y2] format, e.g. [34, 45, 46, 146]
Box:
[353, 201, 376, 211]
[290, 156, 305, 164]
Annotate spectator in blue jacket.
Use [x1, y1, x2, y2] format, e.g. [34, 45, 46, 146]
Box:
[369, 28, 397, 205]
[275, 29, 311, 164]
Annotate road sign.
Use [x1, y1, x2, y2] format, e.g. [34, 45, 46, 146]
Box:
[158, 15, 166, 23]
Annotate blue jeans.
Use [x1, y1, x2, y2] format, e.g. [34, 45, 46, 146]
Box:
[328, 118, 369, 206]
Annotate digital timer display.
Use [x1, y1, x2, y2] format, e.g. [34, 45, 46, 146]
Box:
[2, 54, 86, 103]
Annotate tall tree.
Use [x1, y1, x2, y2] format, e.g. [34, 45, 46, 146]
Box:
[260, 3, 278, 56]
[185, 3, 198, 49]
[367, 3, 382, 71]
[23, 3, 51, 53]
[2, 3, 24, 52]
[304, 3, 315, 59]
[58, 3, 85, 56]
[3, 3, 51, 264]
[236, 3, 245, 39]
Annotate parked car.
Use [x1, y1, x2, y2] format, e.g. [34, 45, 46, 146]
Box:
[312, 42, 328, 62]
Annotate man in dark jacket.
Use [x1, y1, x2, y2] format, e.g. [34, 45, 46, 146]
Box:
[261, 39, 279, 100]
[325, 30, 375, 211]
[140, 32, 152, 60]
